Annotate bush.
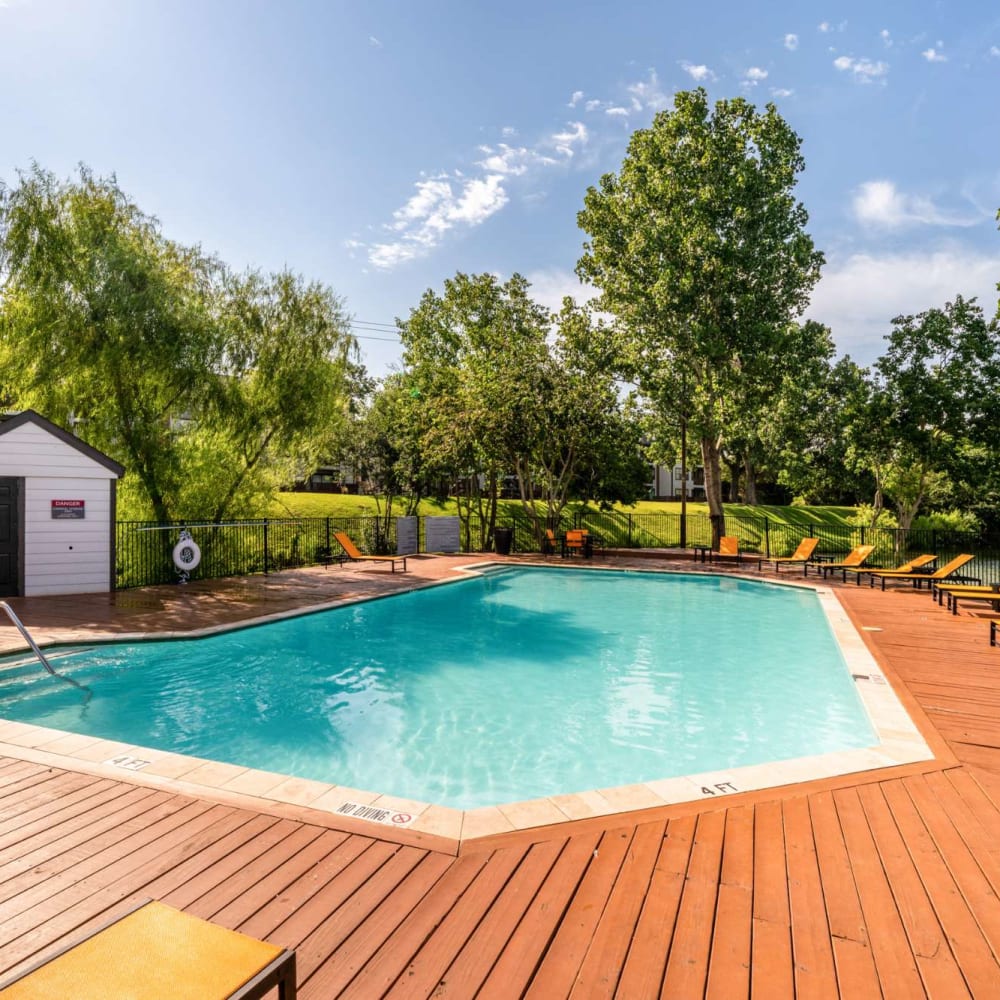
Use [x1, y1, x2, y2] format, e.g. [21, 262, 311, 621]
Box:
[910, 509, 982, 534]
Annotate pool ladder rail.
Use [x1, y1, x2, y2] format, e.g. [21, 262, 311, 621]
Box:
[0, 601, 91, 702]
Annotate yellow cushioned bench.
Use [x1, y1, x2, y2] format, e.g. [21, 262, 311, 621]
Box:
[0, 900, 295, 1000]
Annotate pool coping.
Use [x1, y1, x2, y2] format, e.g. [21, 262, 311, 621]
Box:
[0, 561, 938, 853]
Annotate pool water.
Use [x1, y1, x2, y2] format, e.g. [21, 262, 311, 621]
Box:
[0, 568, 877, 809]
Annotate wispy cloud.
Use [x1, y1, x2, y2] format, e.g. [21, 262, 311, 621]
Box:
[771, 87, 794, 98]
[568, 90, 584, 108]
[818, 21, 831, 33]
[368, 35, 382, 48]
[880, 29, 892, 47]
[680, 61, 716, 82]
[833, 55, 889, 83]
[784, 34, 798, 51]
[626, 70, 670, 112]
[852, 180, 986, 228]
[365, 122, 589, 269]
[991, 45, 1000, 57]
[921, 46, 947, 63]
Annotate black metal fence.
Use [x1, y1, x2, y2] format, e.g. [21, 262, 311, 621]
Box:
[115, 511, 1000, 589]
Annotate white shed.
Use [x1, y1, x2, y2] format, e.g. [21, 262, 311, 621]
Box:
[0, 410, 124, 598]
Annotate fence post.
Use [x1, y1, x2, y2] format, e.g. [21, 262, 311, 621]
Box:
[263, 518, 269, 575]
[860, 525, 866, 546]
[628, 513, 633, 548]
[326, 517, 331, 556]
[764, 516, 771, 558]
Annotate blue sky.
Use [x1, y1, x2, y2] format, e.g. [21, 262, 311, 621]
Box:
[2, 0, 999, 376]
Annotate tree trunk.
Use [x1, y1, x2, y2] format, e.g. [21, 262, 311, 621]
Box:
[726, 458, 741, 502]
[744, 458, 758, 506]
[701, 436, 725, 547]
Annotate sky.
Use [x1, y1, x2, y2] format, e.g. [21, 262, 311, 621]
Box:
[2, 0, 999, 377]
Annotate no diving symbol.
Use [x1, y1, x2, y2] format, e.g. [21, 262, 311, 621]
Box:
[392, 812, 412, 825]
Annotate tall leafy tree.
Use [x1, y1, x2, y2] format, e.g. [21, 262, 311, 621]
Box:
[851, 296, 1000, 530]
[0, 164, 354, 523]
[577, 88, 823, 539]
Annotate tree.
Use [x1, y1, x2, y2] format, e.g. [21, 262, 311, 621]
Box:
[399, 273, 646, 549]
[0, 164, 354, 524]
[851, 296, 1000, 531]
[577, 88, 823, 540]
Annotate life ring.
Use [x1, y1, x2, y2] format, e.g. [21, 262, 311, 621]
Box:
[172, 533, 201, 572]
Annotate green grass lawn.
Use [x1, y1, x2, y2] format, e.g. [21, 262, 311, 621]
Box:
[271, 492, 857, 526]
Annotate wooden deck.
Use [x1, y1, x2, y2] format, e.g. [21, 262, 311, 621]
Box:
[2, 561, 1000, 997]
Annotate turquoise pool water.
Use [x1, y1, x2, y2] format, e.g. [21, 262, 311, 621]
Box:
[0, 568, 877, 809]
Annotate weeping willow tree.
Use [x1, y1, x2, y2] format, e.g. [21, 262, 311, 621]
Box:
[0, 163, 356, 524]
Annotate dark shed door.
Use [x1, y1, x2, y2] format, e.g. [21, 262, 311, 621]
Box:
[0, 478, 19, 597]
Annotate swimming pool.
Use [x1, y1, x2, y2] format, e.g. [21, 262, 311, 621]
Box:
[0, 567, 881, 810]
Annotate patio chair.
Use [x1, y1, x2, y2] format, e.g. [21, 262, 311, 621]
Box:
[0, 898, 296, 999]
[932, 582, 999, 614]
[709, 536, 748, 564]
[757, 537, 819, 575]
[542, 529, 558, 555]
[333, 531, 407, 573]
[843, 553, 937, 586]
[934, 581, 996, 606]
[868, 552, 976, 591]
[561, 529, 588, 558]
[819, 544, 876, 582]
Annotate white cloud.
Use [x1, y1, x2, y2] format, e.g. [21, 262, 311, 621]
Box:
[627, 70, 670, 112]
[605, 106, 630, 117]
[784, 34, 799, 51]
[921, 47, 947, 63]
[365, 118, 589, 268]
[880, 29, 892, 47]
[368, 35, 382, 48]
[523, 268, 598, 314]
[568, 90, 584, 108]
[680, 61, 716, 82]
[584, 99, 604, 112]
[833, 55, 889, 82]
[991, 45, 1000, 57]
[771, 87, 794, 98]
[501, 125, 517, 137]
[368, 173, 510, 268]
[852, 180, 986, 228]
[818, 21, 831, 33]
[743, 66, 769, 86]
[550, 121, 588, 157]
[805, 248, 1000, 361]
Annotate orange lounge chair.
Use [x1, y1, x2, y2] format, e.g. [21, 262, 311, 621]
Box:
[543, 529, 558, 555]
[868, 552, 975, 591]
[935, 581, 997, 609]
[334, 531, 407, 573]
[561, 529, 588, 558]
[0, 898, 296, 999]
[757, 537, 818, 575]
[844, 553, 937, 586]
[819, 544, 875, 582]
[710, 536, 746, 564]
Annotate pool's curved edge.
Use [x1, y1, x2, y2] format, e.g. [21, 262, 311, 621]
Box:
[0, 564, 939, 852]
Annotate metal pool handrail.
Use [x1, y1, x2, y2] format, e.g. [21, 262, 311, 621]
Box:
[0, 601, 91, 701]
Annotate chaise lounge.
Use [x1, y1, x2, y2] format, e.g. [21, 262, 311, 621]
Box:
[0, 898, 296, 999]
[843, 553, 937, 586]
[868, 552, 975, 591]
[334, 531, 407, 573]
[757, 537, 818, 575]
[819, 544, 876, 582]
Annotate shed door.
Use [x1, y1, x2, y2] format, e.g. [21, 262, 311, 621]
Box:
[0, 478, 19, 597]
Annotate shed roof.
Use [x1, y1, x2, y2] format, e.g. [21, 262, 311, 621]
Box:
[0, 410, 125, 477]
